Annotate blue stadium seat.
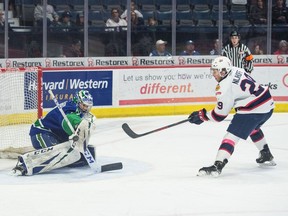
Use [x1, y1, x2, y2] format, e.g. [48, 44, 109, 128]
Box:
[193, 10, 211, 20]
[104, 0, 123, 11]
[48, 0, 70, 10]
[137, 0, 156, 11]
[155, 0, 172, 12]
[230, 3, 247, 13]
[66, 0, 84, 10]
[233, 19, 251, 27]
[211, 9, 230, 21]
[156, 10, 172, 25]
[142, 10, 155, 19]
[176, 10, 193, 25]
[176, 0, 191, 11]
[230, 11, 248, 21]
[190, 0, 210, 10]
[88, 10, 105, 26]
[196, 19, 214, 27]
[211, 4, 228, 13]
[89, 0, 104, 11]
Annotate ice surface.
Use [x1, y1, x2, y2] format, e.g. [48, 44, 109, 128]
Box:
[0, 113, 288, 216]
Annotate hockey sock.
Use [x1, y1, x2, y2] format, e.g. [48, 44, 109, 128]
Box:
[250, 129, 267, 151]
[215, 132, 240, 162]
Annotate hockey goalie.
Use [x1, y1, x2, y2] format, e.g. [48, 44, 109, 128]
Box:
[12, 90, 96, 176]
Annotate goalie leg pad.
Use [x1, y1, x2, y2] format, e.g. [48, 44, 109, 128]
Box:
[68, 145, 96, 168]
[13, 141, 81, 175]
[73, 119, 90, 153]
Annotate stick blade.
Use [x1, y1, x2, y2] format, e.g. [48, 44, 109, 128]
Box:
[122, 123, 140, 139]
[100, 162, 123, 172]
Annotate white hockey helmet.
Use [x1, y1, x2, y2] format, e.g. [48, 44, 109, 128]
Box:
[210, 56, 232, 77]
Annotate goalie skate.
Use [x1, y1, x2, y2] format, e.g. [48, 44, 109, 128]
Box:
[197, 159, 228, 177]
[11, 157, 27, 176]
[256, 144, 276, 167]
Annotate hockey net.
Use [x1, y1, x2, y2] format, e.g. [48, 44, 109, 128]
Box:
[0, 67, 43, 159]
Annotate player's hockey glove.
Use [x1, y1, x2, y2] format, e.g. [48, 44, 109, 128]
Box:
[188, 108, 209, 125]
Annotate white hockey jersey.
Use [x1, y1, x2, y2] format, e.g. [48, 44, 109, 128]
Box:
[207, 67, 274, 122]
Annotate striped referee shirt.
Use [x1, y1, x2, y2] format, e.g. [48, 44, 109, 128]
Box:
[222, 42, 254, 73]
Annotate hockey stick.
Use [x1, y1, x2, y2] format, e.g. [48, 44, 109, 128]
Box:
[100, 162, 123, 172]
[48, 90, 123, 173]
[122, 118, 190, 139]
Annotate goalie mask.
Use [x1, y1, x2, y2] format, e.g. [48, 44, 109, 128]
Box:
[74, 90, 93, 113]
[210, 56, 232, 79]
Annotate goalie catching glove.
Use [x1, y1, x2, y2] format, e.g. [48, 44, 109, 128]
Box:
[188, 108, 209, 125]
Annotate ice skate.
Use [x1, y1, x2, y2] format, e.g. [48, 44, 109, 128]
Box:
[256, 144, 276, 166]
[11, 156, 27, 176]
[197, 159, 228, 177]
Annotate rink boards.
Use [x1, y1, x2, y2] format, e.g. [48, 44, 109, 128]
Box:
[43, 65, 288, 118]
[1, 64, 288, 121]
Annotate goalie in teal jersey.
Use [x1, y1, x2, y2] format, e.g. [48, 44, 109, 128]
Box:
[12, 90, 97, 176]
[29, 90, 94, 149]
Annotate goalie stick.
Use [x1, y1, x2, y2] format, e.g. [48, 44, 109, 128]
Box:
[48, 90, 123, 173]
[122, 118, 190, 139]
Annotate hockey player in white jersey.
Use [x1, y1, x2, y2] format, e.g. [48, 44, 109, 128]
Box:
[188, 56, 276, 177]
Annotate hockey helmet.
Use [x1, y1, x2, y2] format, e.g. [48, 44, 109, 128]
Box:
[210, 56, 232, 77]
[230, 30, 240, 38]
[74, 90, 93, 113]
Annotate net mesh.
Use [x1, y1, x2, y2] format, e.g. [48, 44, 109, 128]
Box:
[0, 67, 42, 158]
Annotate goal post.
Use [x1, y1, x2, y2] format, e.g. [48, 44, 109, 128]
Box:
[0, 67, 43, 158]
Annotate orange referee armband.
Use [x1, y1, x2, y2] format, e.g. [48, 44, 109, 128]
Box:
[245, 54, 253, 61]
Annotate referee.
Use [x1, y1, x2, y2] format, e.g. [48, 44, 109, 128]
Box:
[222, 31, 254, 73]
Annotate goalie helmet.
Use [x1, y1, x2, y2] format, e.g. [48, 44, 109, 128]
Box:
[211, 56, 232, 78]
[74, 90, 93, 113]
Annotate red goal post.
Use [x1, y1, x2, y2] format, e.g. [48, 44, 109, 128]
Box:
[0, 67, 43, 158]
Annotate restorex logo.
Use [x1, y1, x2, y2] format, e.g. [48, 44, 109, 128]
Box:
[45, 58, 85, 67]
[5, 59, 42, 67]
[94, 58, 128, 66]
[136, 58, 175, 65]
[51, 59, 85, 67]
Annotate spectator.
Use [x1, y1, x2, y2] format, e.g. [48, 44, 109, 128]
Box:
[76, 12, 84, 27]
[146, 16, 158, 32]
[253, 43, 264, 55]
[222, 30, 254, 73]
[249, 0, 267, 25]
[0, 10, 5, 30]
[274, 40, 288, 54]
[0, 10, 12, 31]
[63, 39, 83, 57]
[8, 0, 17, 18]
[210, 39, 222, 55]
[147, 17, 158, 26]
[272, 0, 288, 25]
[179, 40, 200, 55]
[121, 1, 143, 20]
[58, 11, 75, 32]
[149, 40, 171, 56]
[131, 11, 144, 29]
[34, 0, 59, 26]
[75, 12, 85, 32]
[106, 8, 127, 27]
[27, 40, 42, 57]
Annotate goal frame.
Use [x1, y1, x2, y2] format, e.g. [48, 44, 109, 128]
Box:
[0, 67, 43, 158]
[0, 67, 43, 119]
